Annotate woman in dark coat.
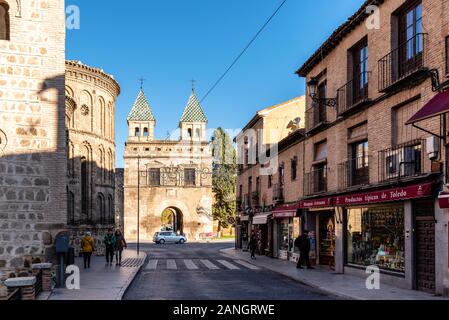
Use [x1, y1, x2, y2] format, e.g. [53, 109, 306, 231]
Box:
[114, 229, 127, 266]
[248, 231, 257, 260]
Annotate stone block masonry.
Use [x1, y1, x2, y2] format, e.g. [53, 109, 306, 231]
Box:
[0, 0, 67, 269]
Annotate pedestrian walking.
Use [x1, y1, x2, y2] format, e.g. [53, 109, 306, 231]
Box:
[114, 229, 127, 266]
[296, 230, 314, 270]
[104, 228, 116, 266]
[81, 231, 95, 269]
[248, 231, 257, 260]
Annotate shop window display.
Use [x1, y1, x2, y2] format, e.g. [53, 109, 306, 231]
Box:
[346, 206, 405, 273]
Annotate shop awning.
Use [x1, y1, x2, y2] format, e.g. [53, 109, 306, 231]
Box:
[252, 213, 271, 225]
[406, 91, 449, 125]
[273, 203, 300, 218]
[239, 215, 249, 222]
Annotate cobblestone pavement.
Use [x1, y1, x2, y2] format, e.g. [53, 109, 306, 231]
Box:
[123, 242, 339, 300]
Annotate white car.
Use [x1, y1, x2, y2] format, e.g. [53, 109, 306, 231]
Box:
[153, 231, 187, 244]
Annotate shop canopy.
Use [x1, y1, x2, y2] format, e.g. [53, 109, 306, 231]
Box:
[406, 90, 449, 125]
[273, 203, 300, 218]
[252, 213, 271, 225]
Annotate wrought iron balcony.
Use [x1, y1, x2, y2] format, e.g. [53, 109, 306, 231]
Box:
[305, 104, 328, 132]
[272, 184, 284, 203]
[378, 33, 427, 92]
[251, 191, 260, 207]
[337, 72, 370, 116]
[236, 196, 243, 211]
[304, 167, 328, 196]
[338, 156, 370, 190]
[378, 139, 426, 183]
[243, 194, 251, 209]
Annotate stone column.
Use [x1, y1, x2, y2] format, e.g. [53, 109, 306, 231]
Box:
[32, 263, 53, 292]
[4, 277, 37, 300]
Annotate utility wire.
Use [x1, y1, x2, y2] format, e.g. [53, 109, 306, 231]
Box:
[201, 0, 288, 103]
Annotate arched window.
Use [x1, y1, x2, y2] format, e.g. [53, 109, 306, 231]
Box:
[67, 189, 75, 225]
[187, 128, 192, 138]
[81, 157, 89, 217]
[0, 2, 10, 41]
[196, 128, 200, 138]
[135, 127, 140, 137]
[108, 195, 114, 224]
[97, 193, 105, 224]
[143, 127, 149, 137]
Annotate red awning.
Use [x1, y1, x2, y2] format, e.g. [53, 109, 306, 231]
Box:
[273, 203, 300, 218]
[406, 91, 449, 125]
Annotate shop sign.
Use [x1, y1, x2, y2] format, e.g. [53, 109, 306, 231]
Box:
[300, 198, 333, 209]
[334, 183, 433, 206]
[438, 192, 449, 209]
[273, 203, 300, 218]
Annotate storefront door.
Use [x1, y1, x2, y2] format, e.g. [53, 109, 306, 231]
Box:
[415, 218, 436, 293]
[318, 211, 335, 267]
[414, 199, 436, 294]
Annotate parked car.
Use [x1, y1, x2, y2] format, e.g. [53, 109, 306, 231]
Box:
[153, 231, 187, 244]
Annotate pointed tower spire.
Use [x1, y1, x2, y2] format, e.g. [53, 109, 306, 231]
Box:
[127, 89, 156, 142]
[179, 88, 207, 142]
[179, 89, 207, 123]
[127, 89, 156, 122]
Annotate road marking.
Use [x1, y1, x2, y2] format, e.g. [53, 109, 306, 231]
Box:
[233, 260, 261, 270]
[146, 260, 158, 270]
[216, 260, 240, 270]
[200, 259, 220, 270]
[183, 259, 199, 270]
[167, 260, 177, 270]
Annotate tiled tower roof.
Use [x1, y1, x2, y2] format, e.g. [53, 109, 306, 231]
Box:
[180, 90, 207, 123]
[127, 89, 156, 122]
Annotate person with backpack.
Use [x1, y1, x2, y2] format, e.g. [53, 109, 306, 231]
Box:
[104, 228, 116, 266]
[81, 231, 95, 269]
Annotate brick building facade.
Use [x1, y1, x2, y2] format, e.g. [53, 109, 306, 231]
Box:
[236, 0, 449, 296]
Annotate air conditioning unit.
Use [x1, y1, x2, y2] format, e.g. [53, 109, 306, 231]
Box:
[426, 136, 440, 160]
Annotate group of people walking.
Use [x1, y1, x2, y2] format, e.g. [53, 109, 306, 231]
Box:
[247, 230, 314, 270]
[80, 228, 127, 269]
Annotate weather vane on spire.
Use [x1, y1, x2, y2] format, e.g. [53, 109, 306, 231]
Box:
[191, 78, 196, 92]
[139, 76, 146, 90]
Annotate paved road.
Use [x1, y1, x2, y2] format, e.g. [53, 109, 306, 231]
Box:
[123, 242, 337, 300]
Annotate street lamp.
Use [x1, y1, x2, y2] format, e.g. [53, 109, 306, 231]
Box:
[137, 154, 140, 256]
[307, 77, 338, 108]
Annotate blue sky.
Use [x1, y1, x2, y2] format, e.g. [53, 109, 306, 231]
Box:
[66, 0, 366, 168]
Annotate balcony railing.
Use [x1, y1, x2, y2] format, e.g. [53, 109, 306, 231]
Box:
[243, 194, 251, 209]
[236, 196, 243, 211]
[338, 156, 370, 190]
[378, 33, 427, 92]
[337, 72, 370, 115]
[251, 191, 260, 207]
[306, 103, 328, 132]
[378, 139, 426, 183]
[272, 184, 284, 203]
[304, 168, 328, 196]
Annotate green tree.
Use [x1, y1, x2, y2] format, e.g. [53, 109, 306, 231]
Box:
[211, 128, 237, 231]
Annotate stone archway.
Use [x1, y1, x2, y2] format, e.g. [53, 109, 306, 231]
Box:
[161, 207, 183, 234]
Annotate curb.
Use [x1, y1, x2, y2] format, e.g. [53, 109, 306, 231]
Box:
[219, 248, 355, 300]
[116, 251, 147, 300]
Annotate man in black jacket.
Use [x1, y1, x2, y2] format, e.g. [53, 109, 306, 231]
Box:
[295, 230, 314, 269]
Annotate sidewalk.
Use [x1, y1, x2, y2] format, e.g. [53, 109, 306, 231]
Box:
[47, 249, 146, 300]
[220, 248, 447, 300]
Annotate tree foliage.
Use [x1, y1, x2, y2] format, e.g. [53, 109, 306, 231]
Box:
[211, 128, 237, 230]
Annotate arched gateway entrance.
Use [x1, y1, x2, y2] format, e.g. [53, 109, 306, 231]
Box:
[161, 207, 183, 234]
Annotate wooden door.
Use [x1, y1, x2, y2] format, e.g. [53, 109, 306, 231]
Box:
[415, 217, 435, 293]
